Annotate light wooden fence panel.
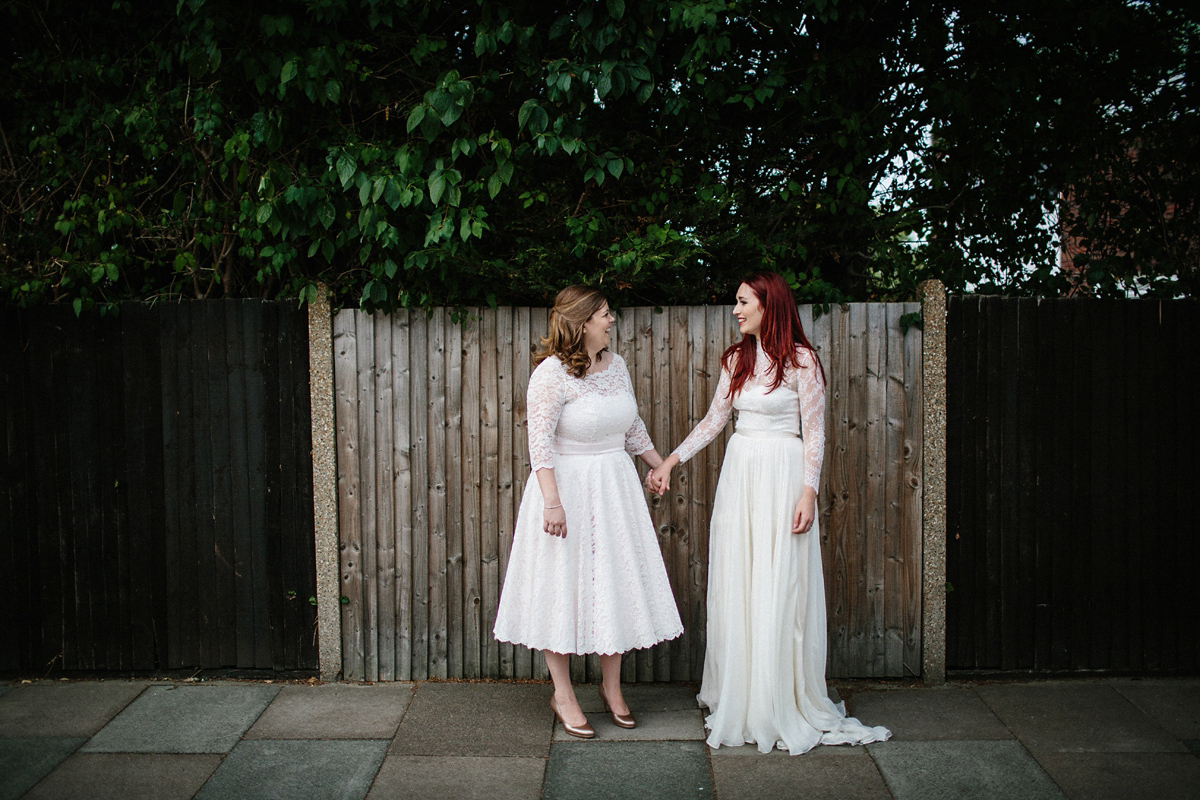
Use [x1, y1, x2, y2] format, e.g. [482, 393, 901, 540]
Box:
[333, 304, 923, 681]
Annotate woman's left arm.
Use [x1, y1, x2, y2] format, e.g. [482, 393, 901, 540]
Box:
[792, 348, 826, 534]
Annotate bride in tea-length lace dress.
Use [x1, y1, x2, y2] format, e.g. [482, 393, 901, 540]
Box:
[493, 352, 683, 655]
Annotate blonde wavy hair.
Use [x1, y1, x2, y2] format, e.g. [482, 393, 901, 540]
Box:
[534, 285, 608, 378]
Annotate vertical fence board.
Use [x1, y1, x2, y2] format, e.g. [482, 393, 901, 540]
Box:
[479, 308, 500, 679]
[375, 314, 396, 682]
[392, 309, 413, 681]
[446, 315, 464, 679]
[461, 310, 482, 679]
[634, 307, 657, 683]
[410, 312, 430, 681]
[511, 307, 534, 682]
[427, 309, 448, 679]
[333, 311, 363, 679]
[864, 303, 887, 675]
[496, 308, 515, 679]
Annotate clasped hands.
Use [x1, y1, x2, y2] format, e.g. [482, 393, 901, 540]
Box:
[644, 459, 674, 496]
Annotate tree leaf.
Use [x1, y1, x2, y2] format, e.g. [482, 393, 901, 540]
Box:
[428, 170, 445, 205]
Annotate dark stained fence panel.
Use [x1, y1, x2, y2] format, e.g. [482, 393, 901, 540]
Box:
[0, 301, 317, 673]
[947, 296, 1200, 673]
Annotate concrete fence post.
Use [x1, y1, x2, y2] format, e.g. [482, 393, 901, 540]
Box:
[919, 279, 948, 685]
[308, 285, 343, 681]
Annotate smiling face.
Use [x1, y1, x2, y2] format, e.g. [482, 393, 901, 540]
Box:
[734, 283, 764, 337]
[582, 302, 616, 354]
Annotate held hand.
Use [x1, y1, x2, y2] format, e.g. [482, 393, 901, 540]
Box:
[648, 463, 673, 495]
[543, 504, 567, 538]
[792, 491, 816, 534]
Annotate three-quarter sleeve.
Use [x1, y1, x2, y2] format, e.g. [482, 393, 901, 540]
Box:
[526, 358, 566, 471]
[796, 347, 826, 492]
[671, 365, 734, 464]
[619, 356, 655, 456]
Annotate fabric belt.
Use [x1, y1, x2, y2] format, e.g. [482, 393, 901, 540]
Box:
[734, 428, 800, 440]
[551, 434, 625, 456]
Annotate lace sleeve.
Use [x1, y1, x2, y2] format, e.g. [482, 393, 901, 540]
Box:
[526, 358, 567, 472]
[671, 365, 734, 464]
[618, 356, 654, 456]
[796, 347, 826, 492]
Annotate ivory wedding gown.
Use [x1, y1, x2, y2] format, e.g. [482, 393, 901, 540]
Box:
[493, 353, 683, 655]
[672, 344, 891, 754]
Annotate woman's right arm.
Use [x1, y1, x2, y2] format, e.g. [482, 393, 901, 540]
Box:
[648, 366, 733, 492]
[527, 361, 569, 537]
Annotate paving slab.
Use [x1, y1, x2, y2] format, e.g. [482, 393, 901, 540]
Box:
[711, 746, 892, 800]
[1110, 678, 1200, 740]
[974, 682, 1188, 754]
[709, 741, 875, 757]
[1034, 752, 1200, 800]
[0, 681, 147, 736]
[1187, 740, 1200, 757]
[846, 686, 1012, 741]
[197, 739, 387, 800]
[23, 753, 222, 800]
[83, 683, 280, 753]
[867, 740, 1065, 800]
[553, 709, 705, 742]
[0, 686, 10, 699]
[391, 682, 552, 757]
[0, 737, 86, 800]
[366, 755, 546, 800]
[247, 683, 413, 739]
[544, 741, 712, 800]
[575, 683, 701, 713]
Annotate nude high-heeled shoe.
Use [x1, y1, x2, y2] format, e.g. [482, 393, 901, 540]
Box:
[550, 697, 595, 739]
[598, 684, 636, 729]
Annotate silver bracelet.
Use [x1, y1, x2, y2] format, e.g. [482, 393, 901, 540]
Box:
[544, 503, 562, 510]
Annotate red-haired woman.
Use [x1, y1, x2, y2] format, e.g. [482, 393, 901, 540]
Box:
[649, 272, 890, 754]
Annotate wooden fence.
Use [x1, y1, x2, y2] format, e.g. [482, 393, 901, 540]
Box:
[332, 303, 924, 682]
[0, 302, 318, 672]
[946, 296, 1200, 672]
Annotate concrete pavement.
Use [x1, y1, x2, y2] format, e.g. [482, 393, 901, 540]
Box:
[1, 677, 1198, 799]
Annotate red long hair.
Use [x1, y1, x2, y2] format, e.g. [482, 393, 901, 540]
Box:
[722, 272, 825, 397]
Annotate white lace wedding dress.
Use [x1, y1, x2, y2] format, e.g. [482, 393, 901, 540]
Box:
[673, 344, 891, 754]
[493, 353, 683, 655]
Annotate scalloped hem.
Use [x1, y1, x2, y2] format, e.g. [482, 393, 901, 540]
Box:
[494, 626, 683, 657]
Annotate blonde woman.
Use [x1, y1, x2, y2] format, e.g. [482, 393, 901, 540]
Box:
[493, 286, 683, 738]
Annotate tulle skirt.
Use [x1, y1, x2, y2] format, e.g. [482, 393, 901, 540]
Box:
[698, 430, 891, 754]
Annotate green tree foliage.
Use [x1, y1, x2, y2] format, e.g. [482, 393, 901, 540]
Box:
[1, 0, 1196, 313]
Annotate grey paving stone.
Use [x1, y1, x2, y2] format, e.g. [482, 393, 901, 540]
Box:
[391, 683, 552, 757]
[83, 683, 280, 753]
[23, 753, 222, 800]
[1033, 752, 1200, 800]
[975, 682, 1188, 754]
[575, 683, 701, 713]
[1187, 740, 1200, 757]
[553, 709, 705, 742]
[366, 755, 546, 800]
[709, 741, 875, 757]
[1110, 678, 1200, 740]
[0, 737, 86, 800]
[0, 681, 147, 736]
[0, 686, 10, 699]
[544, 741, 712, 800]
[247, 683, 413, 739]
[197, 739, 387, 800]
[867, 740, 1065, 800]
[846, 686, 1012, 741]
[711, 746, 893, 800]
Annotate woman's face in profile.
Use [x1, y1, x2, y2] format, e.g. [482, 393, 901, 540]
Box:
[583, 303, 615, 352]
[734, 284, 763, 337]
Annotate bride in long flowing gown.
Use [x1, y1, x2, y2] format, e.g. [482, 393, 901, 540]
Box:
[649, 272, 891, 754]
